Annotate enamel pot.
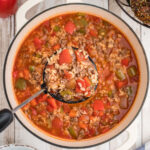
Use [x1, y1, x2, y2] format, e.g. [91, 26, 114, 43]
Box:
[3, 0, 149, 149]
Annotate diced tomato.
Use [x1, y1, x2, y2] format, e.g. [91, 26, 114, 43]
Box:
[105, 101, 111, 109]
[53, 44, 60, 51]
[101, 127, 110, 134]
[75, 51, 85, 62]
[84, 76, 91, 87]
[57, 101, 62, 108]
[47, 105, 54, 113]
[99, 111, 104, 116]
[52, 117, 63, 129]
[30, 99, 37, 107]
[50, 32, 56, 37]
[76, 79, 86, 93]
[85, 90, 91, 97]
[75, 86, 82, 93]
[93, 100, 104, 111]
[23, 69, 30, 80]
[69, 109, 77, 117]
[63, 104, 71, 113]
[43, 20, 49, 28]
[34, 38, 43, 50]
[93, 111, 99, 116]
[89, 29, 98, 37]
[121, 58, 130, 66]
[40, 111, 47, 117]
[94, 17, 102, 24]
[64, 70, 72, 79]
[115, 79, 128, 89]
[13, 71, 18, 78]
[37, 94, 47, 103]
[79, 115, 89, 122]
[47, 97, 57, 109]
[90, 116, 95, 120]
[47, 65, 54, 69]
[31, 108, 37, 116]
[58, 49, 72, 65]
[42, 94, 48, 100]
[89, 128, 95, 136]
[81, 106, 88, 113]
[79, 122, 87, 129]
[64, 21, 76, 34]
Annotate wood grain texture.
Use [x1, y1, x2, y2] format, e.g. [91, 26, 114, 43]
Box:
[0, 0, 150, 150]
[0, 16, 15, 145]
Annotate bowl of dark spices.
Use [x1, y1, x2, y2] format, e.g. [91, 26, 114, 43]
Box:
[116, 0, 150, 28]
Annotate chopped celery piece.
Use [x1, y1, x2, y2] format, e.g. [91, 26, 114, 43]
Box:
[108, 90, 113, 97]
[68, 126, 77, 139]
[60, 106, 64, 113]
[126, 86, 132, 96]
[35, 53, 42, 58]
[127, 66, 137, 77]
[60, 90, 73, 97]
[116, 69, 126, 80]
[29, 65, 35, 72]
[53, 25, 60, 32]
[98, 28, 107, 37]
[77, 12, 85, 16]
[15, 78, 27, 90]
[74, 17, 88, 28]
[77, 28, 86, 34]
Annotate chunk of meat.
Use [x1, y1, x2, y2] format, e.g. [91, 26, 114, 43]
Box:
[120, 96, 128, 109]
[66, 79, 76, 89]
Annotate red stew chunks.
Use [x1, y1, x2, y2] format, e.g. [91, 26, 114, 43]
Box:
[12, 13, 139, 140]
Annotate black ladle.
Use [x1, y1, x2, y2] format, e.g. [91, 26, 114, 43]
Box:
[0, 48, 98, 132]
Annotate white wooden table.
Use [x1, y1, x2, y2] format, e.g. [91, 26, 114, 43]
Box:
[0, 0, 150, 150]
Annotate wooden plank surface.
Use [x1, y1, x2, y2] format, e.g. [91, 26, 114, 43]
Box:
[0, 16, 15, 145]
[0, 0, 150, 150]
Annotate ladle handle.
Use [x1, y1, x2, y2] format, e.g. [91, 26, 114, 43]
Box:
[0, 89, 45, 132]
[0, 109, 13, 132]
[12, 89, 45, 113]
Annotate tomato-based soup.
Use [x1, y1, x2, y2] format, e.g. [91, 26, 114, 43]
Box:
[12, 13, 139, 140]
